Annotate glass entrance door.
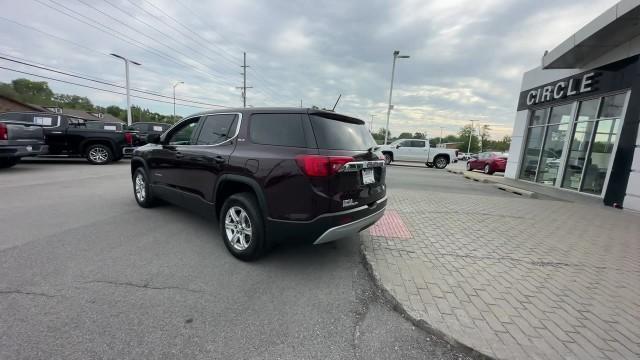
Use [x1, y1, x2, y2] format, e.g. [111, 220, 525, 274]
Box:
[561, 93, 625, 194]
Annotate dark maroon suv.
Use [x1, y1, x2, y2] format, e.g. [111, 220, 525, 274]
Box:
[130, 108, 387, 260]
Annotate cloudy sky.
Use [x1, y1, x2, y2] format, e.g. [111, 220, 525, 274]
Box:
[0, 0, 617, 138]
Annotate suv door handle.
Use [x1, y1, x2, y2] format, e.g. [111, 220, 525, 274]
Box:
[214, 156, 226, 164]
[175, 152, 184, 158]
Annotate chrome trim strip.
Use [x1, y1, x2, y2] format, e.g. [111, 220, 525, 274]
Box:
[313, 207, 386, 245]
[339, 160, 385, 172]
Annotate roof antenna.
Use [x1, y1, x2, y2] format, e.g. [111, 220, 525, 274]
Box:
[331, 94, 342, 112]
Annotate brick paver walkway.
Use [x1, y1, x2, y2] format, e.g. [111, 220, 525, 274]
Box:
[362, 187, 640, 359]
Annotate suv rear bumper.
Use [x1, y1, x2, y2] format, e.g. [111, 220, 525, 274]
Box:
[267, 196, 387, 245]
[313, 206, 385, 244]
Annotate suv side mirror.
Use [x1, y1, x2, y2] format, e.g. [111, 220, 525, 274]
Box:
[396, 145, 401, 149]
[147, 133, 161, 144]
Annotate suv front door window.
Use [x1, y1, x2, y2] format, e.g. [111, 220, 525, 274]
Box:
[148, 117, 201, 188]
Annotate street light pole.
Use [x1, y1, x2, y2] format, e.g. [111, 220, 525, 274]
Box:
[111, 53, 140, 127]
[173, 81, 184, 119]
[440, 127, 444, 144]
[370, 114, 376, 132]
[384, 50, 410, 145]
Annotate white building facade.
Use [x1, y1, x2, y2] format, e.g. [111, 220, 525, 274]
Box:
[506, 0, 640, 211]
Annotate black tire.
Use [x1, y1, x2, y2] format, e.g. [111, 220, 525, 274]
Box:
[86, 144, 113, 165]
[132, 167, 157, 208]
[433, 156, 448, 169]
[383, 153, 392, 165]
[484, 164, 494, 175]
[466, 162, 472, 171]
[0, 157, 19, 169]
[219, 192, 266, 261]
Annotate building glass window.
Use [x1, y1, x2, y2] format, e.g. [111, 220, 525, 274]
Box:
[560, 93, 624, 194]
[536, 104, 572, 185]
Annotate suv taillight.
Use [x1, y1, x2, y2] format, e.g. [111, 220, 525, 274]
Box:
[0, 123, 7, 140]
[124, 132, 133, 145]
[296, 155, 353, 177]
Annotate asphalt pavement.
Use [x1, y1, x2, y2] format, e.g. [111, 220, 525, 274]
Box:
[0, 159, 475, 360]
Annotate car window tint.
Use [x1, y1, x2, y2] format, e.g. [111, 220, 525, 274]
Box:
[168, 118, 200, 145]
[310, 115, 375, 150]
[411, 140, 425, 148]
[132, 123, 148, 131]
[251, 113, 307, 147]
[196, 114, 238, 145]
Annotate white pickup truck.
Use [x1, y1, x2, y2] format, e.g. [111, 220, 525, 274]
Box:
[379, 139, 458, 169]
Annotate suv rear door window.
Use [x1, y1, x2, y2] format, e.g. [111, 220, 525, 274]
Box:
[196, 114, 238, 145]
[250, 114, 307, 147]
[310, 115, 375, 150]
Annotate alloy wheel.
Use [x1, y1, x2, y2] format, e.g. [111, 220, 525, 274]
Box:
[89, 147, 108, 163]
[435, 158, 447, 168]
[484, 164, 490, 174]
[135, 173, 146, 202]
[225, 206, 252, 251]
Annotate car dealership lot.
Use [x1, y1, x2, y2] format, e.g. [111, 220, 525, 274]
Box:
[0, 160, 471, 360]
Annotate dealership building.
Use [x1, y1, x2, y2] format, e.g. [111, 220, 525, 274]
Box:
[505, 0, 640, 211]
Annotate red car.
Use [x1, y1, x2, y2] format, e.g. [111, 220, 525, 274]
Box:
[467, 152, 508, 175]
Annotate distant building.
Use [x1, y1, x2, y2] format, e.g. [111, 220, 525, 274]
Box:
[0, 94, 47, 113]
[506, 0, 640, 211]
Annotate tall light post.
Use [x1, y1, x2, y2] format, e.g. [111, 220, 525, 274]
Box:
[111, 53, 141, 126]
[370, 114, 377, 132]
[384, 50, 410, 144]
[440, 127, 444, 144]
[173, 81, 184, 119]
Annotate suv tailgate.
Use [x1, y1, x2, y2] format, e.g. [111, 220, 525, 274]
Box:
[309, 113, 386, 213]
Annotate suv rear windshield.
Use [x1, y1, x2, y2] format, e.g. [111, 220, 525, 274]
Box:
[310, 115, 376, 150]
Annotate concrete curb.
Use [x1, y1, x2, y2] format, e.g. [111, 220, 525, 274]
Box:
[447, 169, 465, 175]
[359, 234, 493, 360]
[462, 172, 490, 183]
[494, 184, 536, 198]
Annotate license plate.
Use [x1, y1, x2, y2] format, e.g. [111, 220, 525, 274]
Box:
[362, 168, 375, 184]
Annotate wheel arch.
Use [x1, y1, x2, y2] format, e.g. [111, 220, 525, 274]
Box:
[214, 175, 267, 219]
[81, 138, 117, 155]
[130, 156, 148, 177]
[381, 150, 394, 161]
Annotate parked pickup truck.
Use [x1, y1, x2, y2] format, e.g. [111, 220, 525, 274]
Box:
[379, 139, 458, 169]
[0, 112, 134, 164]
[0, 120, 48, 168]
[128, 122, 171, 146]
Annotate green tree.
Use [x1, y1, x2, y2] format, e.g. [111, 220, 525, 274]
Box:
[459, 125, 480, 153]
[479, 124, 491, 152]
[397, 132, 413, 139]
[413, 132, 426, 139]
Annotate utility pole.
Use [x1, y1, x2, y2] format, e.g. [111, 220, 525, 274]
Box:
[110, 53, 141, 126]
[440, 127, 444, 144]
[370, 114, 377, 132]
[173, 81, 183, 119]
[300, 99, 303, 108]
[237, 52, 253, 108]
[467, 120, 478, 154]
[384, 50, 410, 145]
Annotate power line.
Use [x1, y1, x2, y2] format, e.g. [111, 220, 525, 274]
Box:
[139, 0, 242, 65]
[0, 66, 228, 109]
[75, 0, 237, 87]
[117, 0, 240, 76]
[32, 0, 237, 89]
[0, 16, 109, 58]
[0, 55, 229, 108]
[128, 0, 287, 105]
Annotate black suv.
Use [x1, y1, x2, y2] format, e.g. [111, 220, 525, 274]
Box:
[130, 108, 387, 260]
